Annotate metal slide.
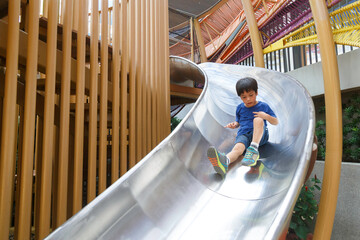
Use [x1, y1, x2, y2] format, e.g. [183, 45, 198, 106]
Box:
[47, 57, 315, 240]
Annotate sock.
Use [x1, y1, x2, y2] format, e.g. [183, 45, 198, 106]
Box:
[250, 142, 259, 150]
[225, 155, 230, 165]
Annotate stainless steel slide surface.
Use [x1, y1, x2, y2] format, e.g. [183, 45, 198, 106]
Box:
[47, 57, 315, 240]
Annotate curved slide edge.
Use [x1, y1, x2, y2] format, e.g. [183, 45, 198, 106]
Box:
[46, 56, 315, 240]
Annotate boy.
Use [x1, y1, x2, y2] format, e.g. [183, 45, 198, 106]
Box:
[207, 77, 278, 178]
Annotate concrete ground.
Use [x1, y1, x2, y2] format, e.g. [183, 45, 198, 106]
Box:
[310, 161, 360, 240]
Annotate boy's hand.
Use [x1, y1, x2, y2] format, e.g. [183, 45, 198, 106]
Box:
[253, 111, 268, 119]
[225, 122, 239, 129]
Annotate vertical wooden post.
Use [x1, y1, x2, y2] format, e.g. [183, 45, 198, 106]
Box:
[15, 0, 40, 238]
[190, 18, 195, 62]
[309, 1, 343, 239]
[56, 0, 73, 227]
[193, 19, 207, 63]
[141, 0, 148, 158]
[88, 0, 99, 203]
[145, 0, 151, 154]
[99, 0, 109, 193]
[73, 0, 87, 215]
[150, 0, 157, 148]
[153, 1, 163, 145]
[241, 0, 265, 68]
[34, 116, 43, 240]
[0, 97, 2, 145]
[164, 0, 171, 137]
[38, 0, 58, 237]
[136, 0, 144, 162]
[72, 0, 79, 31]
[14, 106, 23, 239]
[43, 0, 48, 18]
[0, 1, 20, 238]
[120, 0, 128, 176]
[112, 0, 120, 182]
[129, 0, 136, 168]
[158, 1, 165, 141]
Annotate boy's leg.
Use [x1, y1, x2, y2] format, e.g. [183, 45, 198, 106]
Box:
[227, 143, 246, 164]
[207, 146, 229, 178]
[251, 117, 264, 146]
[242, 117, 264, 167]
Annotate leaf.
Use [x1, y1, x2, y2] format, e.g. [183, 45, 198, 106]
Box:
[290, 221, 297, 230]
[295, 225, 309, 240]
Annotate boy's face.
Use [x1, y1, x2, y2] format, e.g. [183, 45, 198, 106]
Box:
[240, 90, 258, 108]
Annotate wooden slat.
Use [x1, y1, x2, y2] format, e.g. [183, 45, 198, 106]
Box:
[99, 0, 109, 194]
[14, 106, 24, 239]
[38, 0, 58, 238]
[88, 0, 99, 203]
[155, 1, 161, 144]
[0, 1, 20, 238]
[73, 0, 87, 215]
[56, 0, 73, 228]
[15, 0, 40, 238]
[120, 0, 128, 176]
[129, 0, 136, 168]
[150, 0, 157, 149]
[165, 0, 171, 137]
[111, 0, 120, 182]
[140, 0, 147, 159]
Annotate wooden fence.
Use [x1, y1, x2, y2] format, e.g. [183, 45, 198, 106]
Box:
[0, 0, 170, 239]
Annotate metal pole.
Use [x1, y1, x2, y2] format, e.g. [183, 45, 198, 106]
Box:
[309, 1, 343, 239]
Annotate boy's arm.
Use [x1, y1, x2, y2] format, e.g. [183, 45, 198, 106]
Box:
[253, 111, 278, 125]
[266, 115, 278, 125]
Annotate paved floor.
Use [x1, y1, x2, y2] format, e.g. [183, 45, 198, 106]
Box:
[311, 161, 360, 240]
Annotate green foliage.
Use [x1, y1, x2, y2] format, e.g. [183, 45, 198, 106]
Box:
[289, 177, 321, 240]
[315, 93, 360, 162]
[171, 117, 182, 131]
[315, 120, 326, 160]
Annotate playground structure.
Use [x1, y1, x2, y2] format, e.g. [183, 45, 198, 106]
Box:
[46, 57, 315, 239]
[0, 0, 353, 239]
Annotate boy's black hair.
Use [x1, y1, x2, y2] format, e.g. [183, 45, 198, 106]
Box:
[236, 77, 258, 96]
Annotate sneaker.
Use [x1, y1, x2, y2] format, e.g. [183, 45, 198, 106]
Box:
[242, 146, 259, 167]
[207, 146, 229, 178]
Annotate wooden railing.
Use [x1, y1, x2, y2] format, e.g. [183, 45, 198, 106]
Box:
[0, 0, 170, 239]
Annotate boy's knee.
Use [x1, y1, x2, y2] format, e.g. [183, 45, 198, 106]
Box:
[253, 117, 264, 126]
[234, 142, 245, 152]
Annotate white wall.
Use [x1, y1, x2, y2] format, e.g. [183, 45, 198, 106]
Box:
[287, 48, 360, 96]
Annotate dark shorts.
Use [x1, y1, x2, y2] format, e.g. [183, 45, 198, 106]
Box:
[235, 126, 269, 149]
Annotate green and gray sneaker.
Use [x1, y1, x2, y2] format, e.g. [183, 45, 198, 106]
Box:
[207, 146, 229, 178]
[242, 146, 259, 167]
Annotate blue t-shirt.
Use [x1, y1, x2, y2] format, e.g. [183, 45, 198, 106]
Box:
[235, 101, 276, 136]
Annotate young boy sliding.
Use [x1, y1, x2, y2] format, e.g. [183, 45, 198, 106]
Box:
[207, 77, 278, 178]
